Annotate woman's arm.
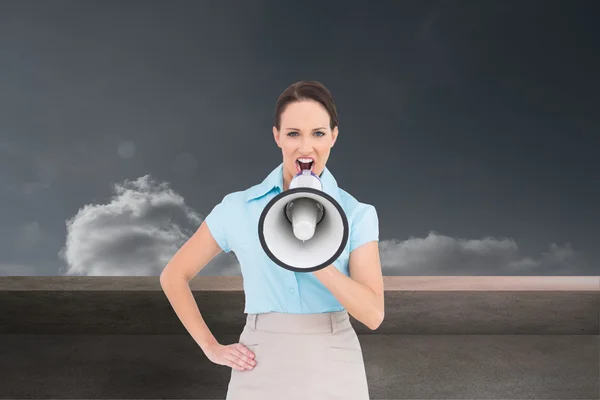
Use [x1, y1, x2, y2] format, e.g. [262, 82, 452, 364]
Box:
[159, 221, 223, 351]
[312, 240, 385, 330]
[160, 221, 256, 371]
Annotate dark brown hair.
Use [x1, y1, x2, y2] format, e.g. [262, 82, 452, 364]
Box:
[273, 80, 339, 131]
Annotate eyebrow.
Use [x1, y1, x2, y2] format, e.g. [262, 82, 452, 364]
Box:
[285, 127, 327, 131]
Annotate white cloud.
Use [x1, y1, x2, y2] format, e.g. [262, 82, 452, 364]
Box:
[58, 174, 240, 276]
[56, 175, 588, 277]
[378, 231, 589, 275]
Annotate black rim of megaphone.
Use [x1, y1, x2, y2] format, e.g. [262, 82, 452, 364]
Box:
[258, 187, 349, 273]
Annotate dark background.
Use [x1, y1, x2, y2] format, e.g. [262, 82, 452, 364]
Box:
[0, 0, 598, 276]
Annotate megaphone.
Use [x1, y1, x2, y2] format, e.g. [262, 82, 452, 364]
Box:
[258, 169, 349, 273]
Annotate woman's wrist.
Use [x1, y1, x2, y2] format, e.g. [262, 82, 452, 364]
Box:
[198, 336, 220, 352]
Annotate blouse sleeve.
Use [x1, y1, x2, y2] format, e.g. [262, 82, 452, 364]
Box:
[349, 204, 379, 252]
[204, 194, 233, 253]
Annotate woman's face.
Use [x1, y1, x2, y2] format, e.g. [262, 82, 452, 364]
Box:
[272, 99, 338, 189]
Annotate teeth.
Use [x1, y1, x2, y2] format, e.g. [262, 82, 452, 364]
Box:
[296, 158, 314, 172]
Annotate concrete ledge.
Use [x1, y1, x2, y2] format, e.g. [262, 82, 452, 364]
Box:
[0, 277, 598, 335]
[0, 334, 597, 399]
[1, 277, 598, 399]
[1, 275, 598, 291]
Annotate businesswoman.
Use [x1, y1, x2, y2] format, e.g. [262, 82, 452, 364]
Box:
[160, 80, 384, 399]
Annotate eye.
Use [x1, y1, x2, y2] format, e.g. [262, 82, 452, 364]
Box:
[287, 131, 326, 137]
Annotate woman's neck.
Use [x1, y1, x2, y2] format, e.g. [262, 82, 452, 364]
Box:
[282, 173, 291, 191]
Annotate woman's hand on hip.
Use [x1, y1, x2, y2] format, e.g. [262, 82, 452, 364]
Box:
[204, 342, 256, 371]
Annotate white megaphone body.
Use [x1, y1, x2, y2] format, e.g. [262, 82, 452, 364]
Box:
[258, 169, 349, 273]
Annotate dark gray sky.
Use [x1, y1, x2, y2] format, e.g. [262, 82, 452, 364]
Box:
[1, 0, 598, 276]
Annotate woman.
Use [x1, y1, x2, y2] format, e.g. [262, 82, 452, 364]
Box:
[160, 80, 384, 399]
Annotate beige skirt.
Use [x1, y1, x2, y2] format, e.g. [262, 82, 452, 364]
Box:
[225, 310, 370, 400]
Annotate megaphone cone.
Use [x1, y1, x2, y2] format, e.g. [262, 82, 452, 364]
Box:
[258, 169, 349, 273]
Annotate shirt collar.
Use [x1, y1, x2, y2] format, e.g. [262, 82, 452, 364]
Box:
[244, 162, 341, 203]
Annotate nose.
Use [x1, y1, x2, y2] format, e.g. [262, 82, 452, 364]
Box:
[298, 136, 314, 154]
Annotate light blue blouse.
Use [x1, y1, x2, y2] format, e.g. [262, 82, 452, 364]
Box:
[204, 162, 379, 314]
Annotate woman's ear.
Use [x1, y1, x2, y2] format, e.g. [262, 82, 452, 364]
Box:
[272, 126, 281, 148]
[331, 126, 339, 147]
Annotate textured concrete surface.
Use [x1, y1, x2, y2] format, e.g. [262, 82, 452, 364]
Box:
[1, 290, 598, 335]
[0, 277, 598, 399]
[0, 334, 597, 399]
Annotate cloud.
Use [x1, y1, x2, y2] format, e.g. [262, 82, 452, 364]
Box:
[57, 175, 587, 277]
[378, 231, 589, 275]
[58, 174, 240, 276]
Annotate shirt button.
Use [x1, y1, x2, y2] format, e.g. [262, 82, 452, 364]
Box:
[289, 288, 295, 293]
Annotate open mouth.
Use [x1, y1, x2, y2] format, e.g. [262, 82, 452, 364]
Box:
[296, 158, 315, 173]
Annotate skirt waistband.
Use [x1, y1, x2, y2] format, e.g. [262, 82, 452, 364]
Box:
[245, 310, 350, 334]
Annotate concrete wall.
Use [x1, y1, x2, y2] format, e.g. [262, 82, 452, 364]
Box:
[1, 276, 598, 399]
